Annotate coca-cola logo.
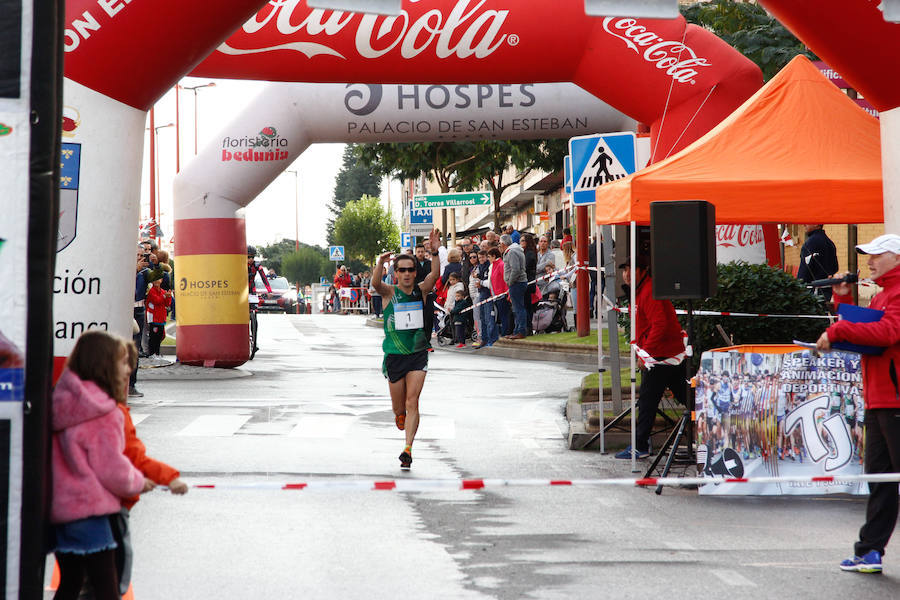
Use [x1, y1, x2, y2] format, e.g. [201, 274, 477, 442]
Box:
[221, 0, 514, 60]
[716, 225, 763, 248]
[602, 17, 710, 85]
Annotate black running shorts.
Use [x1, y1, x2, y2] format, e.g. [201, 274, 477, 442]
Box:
[382, 350, 429, 383]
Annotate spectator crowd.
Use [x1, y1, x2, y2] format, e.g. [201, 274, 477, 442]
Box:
[337, 225, 591, 349]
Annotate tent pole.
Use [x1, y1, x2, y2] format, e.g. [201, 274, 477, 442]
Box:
[630, 221, 637, 472]
[883, 108, 900, 235]
[595, 221, 605, 453]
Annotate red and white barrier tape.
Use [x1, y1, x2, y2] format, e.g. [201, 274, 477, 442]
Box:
[460, 264, 581, 314]
[631, 331, 690, 369]
[601, 295, 834, 321]
[163, 472, 900, 493]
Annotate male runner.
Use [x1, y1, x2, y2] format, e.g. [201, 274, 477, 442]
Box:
[372, 229, 440, 469]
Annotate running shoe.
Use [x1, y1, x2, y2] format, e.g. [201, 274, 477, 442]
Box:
[840, 550, 882, 573]
[399, 450, 412, 469]
[395, 414, 406, 430]
[614, 445, 650, 459]
[455, 343, 465, 348]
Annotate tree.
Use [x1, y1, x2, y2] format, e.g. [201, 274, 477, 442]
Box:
[327, 144, 382, 243]
[355, 142, 479, 193]
[257, 238, 330, 276]
[282, 246, 330, 287]
[455, 139, 568, 231]
[682, 0, 816, 81]
[332, 195, 400, 266]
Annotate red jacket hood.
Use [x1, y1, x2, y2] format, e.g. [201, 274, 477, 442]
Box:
[52, 369, 117, 432]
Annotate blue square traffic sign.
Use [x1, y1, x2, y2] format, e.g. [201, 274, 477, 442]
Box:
[568, 132, 637, 206]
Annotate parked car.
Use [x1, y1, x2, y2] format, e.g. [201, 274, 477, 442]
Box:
[255, 276, 296, 313]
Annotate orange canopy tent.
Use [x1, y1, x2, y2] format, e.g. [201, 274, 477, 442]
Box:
[594, 55, 882, 225]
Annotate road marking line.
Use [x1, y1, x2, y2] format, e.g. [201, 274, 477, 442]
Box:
[176, 415, 251, 437]
[130, 414, 150, 426]
[289, 415, 357, 438]
[711, 569, 756, 587]
[412, 416, 456, 440]
[625, 517, 653, 529]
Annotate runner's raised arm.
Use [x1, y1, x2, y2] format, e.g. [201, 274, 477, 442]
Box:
[373, 251, 395, 302]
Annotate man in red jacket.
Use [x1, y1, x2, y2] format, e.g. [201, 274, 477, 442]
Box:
[817, 233, 900, 575]
[616, 255, 688, 459]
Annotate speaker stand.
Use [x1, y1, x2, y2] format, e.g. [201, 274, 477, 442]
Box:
[644, 299, 697, 495]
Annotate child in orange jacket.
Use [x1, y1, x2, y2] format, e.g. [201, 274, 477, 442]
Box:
[109, 343, 188, 595]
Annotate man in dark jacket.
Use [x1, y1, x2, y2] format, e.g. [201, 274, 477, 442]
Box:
[616, 254, 687, 459]
[818, 233, 900, 575]
[798, 225, 839, 302]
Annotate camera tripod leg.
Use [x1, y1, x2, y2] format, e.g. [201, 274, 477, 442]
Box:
[643, 411, 683, 477]
[578, 406, 677, 451]
[653, 413, 690, 494]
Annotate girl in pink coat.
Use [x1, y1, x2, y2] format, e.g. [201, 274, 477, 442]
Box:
[51, 330, 152, 600]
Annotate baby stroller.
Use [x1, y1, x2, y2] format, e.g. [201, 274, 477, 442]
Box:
[533, 278, 571, 334]
[435, 305, 477, 346]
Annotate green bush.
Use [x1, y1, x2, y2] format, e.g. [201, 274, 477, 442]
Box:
[674, 262, 828, 369]
[617, 262, 829, 370]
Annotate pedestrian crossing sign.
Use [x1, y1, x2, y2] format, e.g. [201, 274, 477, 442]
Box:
[329, 246, 345, 261]
[568, 132, 637, 206]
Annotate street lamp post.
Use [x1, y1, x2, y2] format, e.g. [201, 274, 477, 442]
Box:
[286, 169, 300, 252]
[181, 82, 216, 155]
[146, 111, 173, 242]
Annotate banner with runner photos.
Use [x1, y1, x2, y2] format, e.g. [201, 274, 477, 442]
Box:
[695, 348, 865, 495]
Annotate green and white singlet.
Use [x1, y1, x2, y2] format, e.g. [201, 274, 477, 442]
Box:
[382, 285, 429, 355]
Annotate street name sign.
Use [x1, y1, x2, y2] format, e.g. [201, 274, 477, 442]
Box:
[568, 132, 637, 206]
[328, 246, 345, 261]
[412, 191, 492, 210]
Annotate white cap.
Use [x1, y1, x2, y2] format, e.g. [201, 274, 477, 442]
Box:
[856, 234, 900, 255]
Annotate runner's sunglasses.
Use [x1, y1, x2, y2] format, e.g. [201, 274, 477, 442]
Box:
[395, 267, 416, 273]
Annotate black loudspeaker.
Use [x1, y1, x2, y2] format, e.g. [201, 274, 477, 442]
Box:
[650, 201, 717, 300]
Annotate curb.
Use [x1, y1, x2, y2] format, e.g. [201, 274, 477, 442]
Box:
[432, 341, 597, 369]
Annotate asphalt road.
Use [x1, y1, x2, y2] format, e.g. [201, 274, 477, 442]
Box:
[46, 314, 898, 598]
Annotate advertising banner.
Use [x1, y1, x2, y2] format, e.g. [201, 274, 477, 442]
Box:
[695, 348, 865, 495]
[51, 79, 147, 377]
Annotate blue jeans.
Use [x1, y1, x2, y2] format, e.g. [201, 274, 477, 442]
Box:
[479, 295, 498, 345]
[508, 281, 528, 335]
[494, 297, 510, 337]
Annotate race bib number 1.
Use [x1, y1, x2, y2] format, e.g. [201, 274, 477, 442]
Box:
[395, 301, 424, 330]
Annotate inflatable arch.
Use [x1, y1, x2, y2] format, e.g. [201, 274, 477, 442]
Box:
[53, 0, 272, 378]
[172, 81, 636, 364]
[56, 0, 763, 372]
[760, 0, 900, 232]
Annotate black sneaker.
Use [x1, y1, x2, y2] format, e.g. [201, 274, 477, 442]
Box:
[399, 450, 412, 470]
[128, 387, 144, 398]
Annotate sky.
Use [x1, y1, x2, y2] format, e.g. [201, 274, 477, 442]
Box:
[140, 76, 401, 249]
